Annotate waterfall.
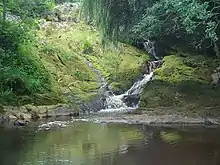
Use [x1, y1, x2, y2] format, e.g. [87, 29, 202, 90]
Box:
[99, 72, 154, 113]
[126, 72, 154, 95]
[82, 56, 162, 113]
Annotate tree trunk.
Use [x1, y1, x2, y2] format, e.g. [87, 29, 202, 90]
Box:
[2, 0, 6, 32]
[214, 42, 220, 58]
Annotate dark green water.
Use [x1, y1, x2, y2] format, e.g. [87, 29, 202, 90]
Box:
[1, 121, 220, 165]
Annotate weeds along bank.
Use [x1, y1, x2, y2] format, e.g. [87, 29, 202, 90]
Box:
[0, 2, 148, 112]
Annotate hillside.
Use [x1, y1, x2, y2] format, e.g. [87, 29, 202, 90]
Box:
[0, 3, 148, 110]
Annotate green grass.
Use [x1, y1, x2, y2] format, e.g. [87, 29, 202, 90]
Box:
[36, 22, 100, 103]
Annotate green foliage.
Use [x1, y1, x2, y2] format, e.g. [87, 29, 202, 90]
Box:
[83, 0, 220, 54]
[3, 0, 56, 19]
[0, 0, 64, 105]
[55, 0, 82, 4]
[83, 38, 93, 54]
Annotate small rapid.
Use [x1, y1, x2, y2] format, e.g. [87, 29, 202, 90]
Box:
[82, 56, 162, 114]
[99, 72, 154, 113]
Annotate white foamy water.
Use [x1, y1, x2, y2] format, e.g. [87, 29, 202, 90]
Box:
[126, 72, 154, 95]
[99, 72, 153, 113]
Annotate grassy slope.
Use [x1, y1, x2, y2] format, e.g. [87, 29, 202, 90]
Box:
[0, 4, 149, 107]
[85, 44, 149, 94]
[139, 54, 220, 116]
[37, 22, 100, 103]
[35, 19, 149, 103]
[0, 24, 63, 106]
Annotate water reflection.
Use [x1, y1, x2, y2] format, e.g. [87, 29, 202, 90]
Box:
[0, 122, 220, 165]
[18, 122, 143, 165]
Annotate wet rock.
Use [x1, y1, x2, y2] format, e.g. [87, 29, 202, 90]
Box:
[80, 94, 105, 112]
[0, 115, 10, 124]
[13, 120, 28, 126]
[44, 104, 81, 118]
[38, 121, 69, 131]
[9, 115, 17, 120]
[19, 114, 25, 120]
[71, 111, 80, 117]
[25, 105, 33, 112]
[142, 60, 163, 74]
[0, 104, 4, 111]
[122, 95, 140, 107]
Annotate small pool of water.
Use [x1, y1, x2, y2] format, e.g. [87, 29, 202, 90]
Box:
[0, 121, 220, 165]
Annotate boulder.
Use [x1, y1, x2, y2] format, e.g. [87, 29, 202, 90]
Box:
[52, 2, 81, 22]
[122, 94, 140, 107]
[212, 66, 220, 84]
[13, 120, 28, 126]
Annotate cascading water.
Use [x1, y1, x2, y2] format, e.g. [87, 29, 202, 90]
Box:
[99, 72, 154, 113]
[82, 56, 162, 114]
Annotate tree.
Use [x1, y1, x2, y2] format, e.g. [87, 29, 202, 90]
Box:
[82, 0, 220, 56]
[2, 0, 6, 31]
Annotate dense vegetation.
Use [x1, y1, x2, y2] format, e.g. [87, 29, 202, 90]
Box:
[83, 0, 220, 56]
[0, 0, 59, 105]
[0, 0, 147, 108]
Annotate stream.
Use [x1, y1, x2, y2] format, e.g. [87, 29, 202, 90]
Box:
[82, 57, 155, 113]
[1, 121, 220, 165]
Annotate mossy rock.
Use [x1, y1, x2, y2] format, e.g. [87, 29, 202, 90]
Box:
[140, 54, 220, 109]
[109, 68, 142, 94]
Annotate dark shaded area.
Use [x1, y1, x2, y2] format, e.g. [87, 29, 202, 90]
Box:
[114, 128, 220, 165]
[122, 94, 140, 107]
[0, 128, 35, 165]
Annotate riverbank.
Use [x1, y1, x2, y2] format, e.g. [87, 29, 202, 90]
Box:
[0, 104, 80, 123]
[77, 114, 220, 127]
[2, 104, 220, 127]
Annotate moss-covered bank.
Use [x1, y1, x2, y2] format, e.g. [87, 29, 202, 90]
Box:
[0, 3, 149, 110]
[139, 54, 220, 116]
[84, 44, 149, 94]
